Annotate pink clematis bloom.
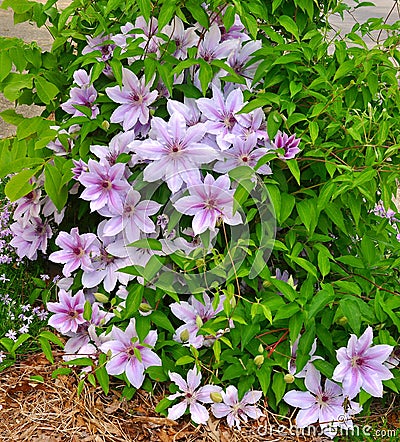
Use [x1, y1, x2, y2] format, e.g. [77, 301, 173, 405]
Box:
[284, 365, 361, 438]
[130, 113, 218, 193]
[105, 68, 158, 131]
[211, 385, 264, 429]
[78, 159, 131, 213]
[214, 133, 272, 175]
[47, 289, 86, 334]
[273, 131, 301, 160]
[197, 85, 244, 150]
[102, 189, 161, 243]
[49, 227, 100, 277]
[170, 293, 225, 348]
[167, 366, 222, 425]
[332, 326, 394, 399]
[100, 319, 161, 388]
[173, 174, 242, 235]
[162, 17, 198, 59]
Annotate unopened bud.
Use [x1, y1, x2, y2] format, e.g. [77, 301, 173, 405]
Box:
[210, 391, 223, 403]
[93, 292, 109, 303]
[101, 120, 110, 131]
[195, 315, 204, 329]
[258, 344, 264, 354]
[337, 316, 348, 326]
[180, 329, 190, 342]
[284, 373, 295, 383]
[254, 354, 264, 367]
[262, 280, 272, 288]
[139, 302, 152, 313]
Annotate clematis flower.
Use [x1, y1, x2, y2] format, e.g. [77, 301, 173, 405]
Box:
[166, 98, 201, 127]
[82, 34, 115, 62]
[90, 130, 136, 168]
[211, 385, 264, 429]
[332, 326, 394, 398]
[61, 71, 99, 119]
[288, 335, 321, 377]
[49, 227, 99, 277]
[197, 85, 244, 150]
[273, 131, 301, 160]
[105, 68, 158, 131]
[283, 365, 361, 438]
[100, 318, 161, 388]
[227, 40, 262, 87]
[10, 218, 52, 260]
[162, 17, 198, 59]
[102, 189, 161, 243]
[197, 24, 236, 63]
[13, 188, 41, 226]
[170, 293, 225, 348]
[130, 113, 218, 193]
[78, 159, 131, 213]
[47, 289, 86, 334]
[173, 174, 242, 235]
[213, 133, 272, 175]
[167, 366, 222, 424]
[82, 222, 132, 291]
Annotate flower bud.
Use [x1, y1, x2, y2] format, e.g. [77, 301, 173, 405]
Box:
[210, 391, 223, 403]
[101, 120, 110, 131]
[195, 315, 204, 329]
[93, 292, 109, 303]
[262, 280, 272, 288]
[258, 344, 264, 354]
[254, 354, 264, 367]
[180, 329, 190, 342]
[284, 373, 295, 383]
[337, 316, 348, 326]
[139, 302, 152, 313]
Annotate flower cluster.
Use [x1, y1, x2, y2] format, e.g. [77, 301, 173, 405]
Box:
[167, 367, 264, 428]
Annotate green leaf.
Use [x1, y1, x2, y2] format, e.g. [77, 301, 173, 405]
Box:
[289, 256, 317, 279]
[198, 60, 213, 95]
[63, 357, 94, 366]
[333, 59, 355, 81]
[123, 284, 144, 319]
[38, 330, 64, 348]
[149, 310, 174, 333]
[96, 353, 110, 395]
[278, 15, 300, 42]
[38, 337, 54, 364]
[44, 163, 68, 211]
[271, 372, 286, 404]
[318, 251, 330, 278]
[130, 238, 163, 251]
[137, 0, 151, 21]
[83, 300, 92, 322]
[286, 159, 300, 185]
[5, 167, 40, 201]
[35, 77, 59, 104]
[158, 0, 177, 30]
[340, 298, 361, 334]
[307, 288, 335, 320]
[324, 203, 347, 234]
[185, 0, 209, 28]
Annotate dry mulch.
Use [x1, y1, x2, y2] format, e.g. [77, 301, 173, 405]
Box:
[0, 353, 398, 442]
[0, 353, 290, 442]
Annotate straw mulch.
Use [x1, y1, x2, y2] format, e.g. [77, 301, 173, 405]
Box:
[1, 352, 397, 442]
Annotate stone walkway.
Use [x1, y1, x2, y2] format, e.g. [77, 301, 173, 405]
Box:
[0, 0, 398, 138]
